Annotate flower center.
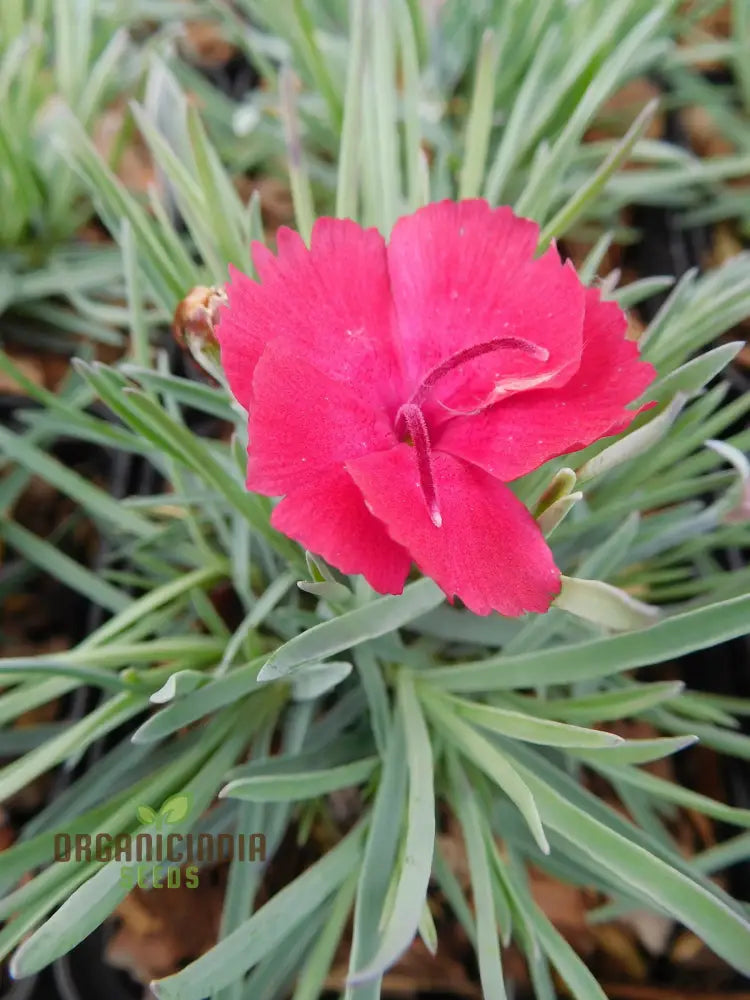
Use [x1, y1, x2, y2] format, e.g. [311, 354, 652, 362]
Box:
[393, 337, 548, 527]
[395, 402, 442, 528]
[409, 335, 549, 415]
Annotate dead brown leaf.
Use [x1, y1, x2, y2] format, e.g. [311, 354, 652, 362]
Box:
[181, 21, 236, 67]
[106, 872, 226, 984]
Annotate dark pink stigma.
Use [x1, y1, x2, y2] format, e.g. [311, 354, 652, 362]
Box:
[395, 403, 442, 528]
[408, 336, 549, 410]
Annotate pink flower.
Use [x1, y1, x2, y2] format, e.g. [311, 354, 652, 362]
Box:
[217, 200, 655, 616]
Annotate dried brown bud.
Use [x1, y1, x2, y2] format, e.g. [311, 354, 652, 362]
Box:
[172, 286, 227, 349]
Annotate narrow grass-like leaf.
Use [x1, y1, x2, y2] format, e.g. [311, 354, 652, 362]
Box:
[592, 762, 750, 827]
[448, 755, 507, 1000]
[292, 872, 358, 1000]
[280, 67, 315, 243]
[290, 661, 353, 702]
[0, 693, 146, 803]
[0, 426, 156, 539]
[220, 757, 379, 802]
[9, 716, 239, 976]
[152, 822, 365, 1000]
[121, 218, 150, 368]
[639, 342, 742, 404]
[422, 688, 549, 853]
[522, 885, 608, 1000]
[569, 735, 698, 766]
[512, 755, 750, 974]
[348, 671, 434, 984]
[459, 29, 499, 200]
[577, 395, 686, 483]
[336, 0, 366, 220]
[258, 579, 444, 681]
[554, 576, 661, 630]
[538, 98, 659, 247]
[131, 665, 276, 744]
[0, 520, 130, 614]
[427, 593, 750, 692]
[537, 492, 582, 536]
[345, 713, 407, 1000]
[119, 366, 237, 422]
[450, 694, 622, 749]
[524, 681, 686, 724]
[352, 646, 391, 759]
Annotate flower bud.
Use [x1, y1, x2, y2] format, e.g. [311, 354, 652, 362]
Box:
[172, 285, 227, 381]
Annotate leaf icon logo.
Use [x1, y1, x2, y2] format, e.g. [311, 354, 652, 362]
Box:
[136, 805, 157, 825]
[159, 793, 191, 825]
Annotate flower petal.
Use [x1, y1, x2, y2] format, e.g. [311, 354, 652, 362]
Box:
[436, 288, 656, 482]
[272, 468, 412, 595]
[387, 199, 586, 411]
[248, 341, 396, 496]
[216, 218, 403, 411]
[347, 446, 560, 616]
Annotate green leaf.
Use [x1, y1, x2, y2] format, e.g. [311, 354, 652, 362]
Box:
[218, 573, 297, 675]
[0, 426, 157, 539]
[592, 762, 750, 828]
[0, 693, 146, 802]
[395, 0, 421, 210]
[554, 576, 662, 631]
[121, 218, 150, 368]
[450, 695, 623, 749]
[297, 579, 352, 603]
[448, 755, 508, 1000]
[258, 578, 444, 681]
[83, 566, 223, 649]
[132, 668, 275, 744]
[290, 661, 353, 702]
[459, 29, 499, 200]
[220, 757, 379, 803]
[427, 593, 750, 692]
[524, 887, 608, 1000]
[149, 670, 207, 705]
[0, 519, 130, 615]
[279, 67, 315, 244]
[417, 901, 438, 957]
[348, 671, 435, 984]
[614, 276, 675, 309]
[530, 681, 685, 723]
[535, 467, 577, 514]
[212, 717, 311, 1000]
[639, 342, 743, 403]
[422, 688, 549, 854]
[292, 872, 358, 1000]
[537, 492, 582, 536]
[336, 0, 367, 220]
[352, 645, 391, 759]
[152, 823, 365, 1000]
[370, 0, 400, 231]
[577, 395, 686, 483]
[119, 365, 237, 422]
[512, 755, 750, 974]
[9, 718, 237, 977]
[345, 710, 407, 1000]
[569, 735, 698, 766]
[538, 98, 659, 247]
